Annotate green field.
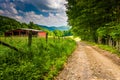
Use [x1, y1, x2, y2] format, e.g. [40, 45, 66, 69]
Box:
[0, 37, 76, 80]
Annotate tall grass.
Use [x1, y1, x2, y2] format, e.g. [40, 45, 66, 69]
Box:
[0, 37, 76, 80]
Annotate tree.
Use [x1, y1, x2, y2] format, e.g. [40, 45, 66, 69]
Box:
[66, 0, 120, 42]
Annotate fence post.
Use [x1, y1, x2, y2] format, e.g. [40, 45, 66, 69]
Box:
[28, 30, 32, 47]
[28, 22, 33, 47]
[46, 32, 48, 43]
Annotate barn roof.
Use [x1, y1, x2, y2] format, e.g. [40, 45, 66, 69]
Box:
[20, 28, 43, 32]
[5, 28, 44, 33]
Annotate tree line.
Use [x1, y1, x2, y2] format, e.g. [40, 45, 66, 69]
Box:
[66, 0, 120, 51]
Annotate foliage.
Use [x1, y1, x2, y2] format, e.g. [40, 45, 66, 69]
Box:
[66, 0, 120, 42]
[97, 22, 120, 40]
[109, 24, 120, 40]
[53, 30, 63, 37]
[63, 30, 73, 36]
[0, 15, 21, 35]
[0, 37, 76, 80]
[97, 27, 108, 37]
[67, 0, 120, 52]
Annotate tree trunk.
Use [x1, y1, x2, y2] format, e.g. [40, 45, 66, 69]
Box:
[116, 40, 120, 52]
[108, 37, 112, 47]
[98, 37, 102, 44]
[118, 40, 120, 52]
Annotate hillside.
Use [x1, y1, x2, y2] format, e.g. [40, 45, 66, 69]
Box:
[0, 15, 21, 34]
[37, 25, 70, 31]
[0, 15, 42, 35]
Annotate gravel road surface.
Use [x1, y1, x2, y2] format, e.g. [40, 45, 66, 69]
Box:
[55, 41, 120, 80]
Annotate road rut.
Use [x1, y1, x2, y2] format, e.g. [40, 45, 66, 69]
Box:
[55, 42, 120, 80]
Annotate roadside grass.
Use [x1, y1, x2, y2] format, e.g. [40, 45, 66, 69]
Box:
[85, 41, 120, 57]
[0, 37, 76, 80]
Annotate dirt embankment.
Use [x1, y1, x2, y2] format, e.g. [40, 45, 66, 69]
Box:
[55, 42, 120, 80]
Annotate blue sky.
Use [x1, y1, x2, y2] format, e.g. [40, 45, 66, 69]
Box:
[0, 0, 68, 26]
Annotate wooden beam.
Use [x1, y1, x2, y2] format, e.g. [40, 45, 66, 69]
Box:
[0, 40, 23, 53]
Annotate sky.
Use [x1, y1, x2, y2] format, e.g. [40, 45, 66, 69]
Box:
[0, 0, 68, 26]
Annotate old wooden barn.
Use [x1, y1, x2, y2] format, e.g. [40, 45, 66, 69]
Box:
[5, 28, 46, 37]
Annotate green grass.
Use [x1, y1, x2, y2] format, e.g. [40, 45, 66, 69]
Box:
[0, 37, 76, 80]
[97, 44, 120, 56]
[86, 41, 120, 57]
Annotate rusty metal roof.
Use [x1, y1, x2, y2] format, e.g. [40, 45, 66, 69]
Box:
[20, 28, 43, 32]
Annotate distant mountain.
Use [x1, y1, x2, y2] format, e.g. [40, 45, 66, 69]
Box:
[37, 24, 70, 31]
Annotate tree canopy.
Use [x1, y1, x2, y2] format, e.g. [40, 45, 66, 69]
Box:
[66, 0, 120, 42]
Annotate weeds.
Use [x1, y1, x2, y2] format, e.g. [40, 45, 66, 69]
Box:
[0, 37, 76, 80]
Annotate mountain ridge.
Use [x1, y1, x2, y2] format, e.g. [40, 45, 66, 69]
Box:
[37, 24, 70, 31]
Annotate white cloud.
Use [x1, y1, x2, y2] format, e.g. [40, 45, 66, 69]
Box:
[10, 4, 18, 14]
[0, 2, 18, 14]
[16, 11, 68, 26]
[15, 15, 22, 20]
[0, 0, 68, 26]
[24, 0, 67, 12]
[47, 0, 63, 9]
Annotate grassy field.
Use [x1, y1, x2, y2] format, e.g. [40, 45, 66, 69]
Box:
[0, 37, 76, 80]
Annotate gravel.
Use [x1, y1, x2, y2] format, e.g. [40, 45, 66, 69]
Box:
[55, 42, 120, 80]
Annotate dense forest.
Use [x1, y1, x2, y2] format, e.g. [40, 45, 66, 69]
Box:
[66, 0, 120, 51]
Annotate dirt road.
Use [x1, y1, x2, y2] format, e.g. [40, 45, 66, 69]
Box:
[55, 41, 120, 80]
